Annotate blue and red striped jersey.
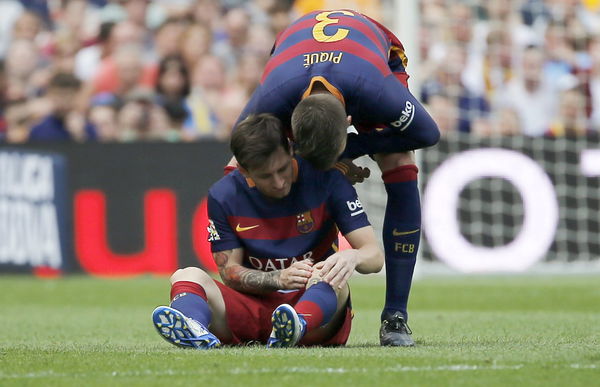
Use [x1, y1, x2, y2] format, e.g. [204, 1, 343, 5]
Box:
[236, 9, 414, 134]
[207, 157, 370, 272]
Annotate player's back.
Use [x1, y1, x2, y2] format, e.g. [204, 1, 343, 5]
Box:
[261, 10, 394, 99]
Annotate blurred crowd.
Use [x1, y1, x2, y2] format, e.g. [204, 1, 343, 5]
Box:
[419, 0, 600, 137]
[0, 0, 298, 143]
[1, 0, 600, 143]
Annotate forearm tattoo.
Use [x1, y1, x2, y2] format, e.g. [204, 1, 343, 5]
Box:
[215, 250, 281, 294]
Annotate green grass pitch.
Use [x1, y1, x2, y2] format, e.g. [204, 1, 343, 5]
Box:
[1, 274, 599, 386]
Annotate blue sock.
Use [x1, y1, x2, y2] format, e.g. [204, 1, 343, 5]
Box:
[169, 281, 212, 327]
[295, 282, 337, 331]
[381, 165, 421, 322]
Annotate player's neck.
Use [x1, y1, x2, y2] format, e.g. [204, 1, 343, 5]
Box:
[309, 82, 331, 95]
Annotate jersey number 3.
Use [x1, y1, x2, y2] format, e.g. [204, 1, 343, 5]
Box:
[312, 10, 354, 43]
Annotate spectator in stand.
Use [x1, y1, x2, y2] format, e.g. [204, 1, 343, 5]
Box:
[29, 72, 97, 142]
[491, 107, 522, 136]
[153, 17, 191, 60]
[12, 10, 45, 43]
[543, 20, 578, 87]
[421, 43, 490, 133]
[191, 0, 223, 33]
[0, 0, 26, 59]
[546, 87, 591, 137]
[121, 0, 148, 24]
[464, 26, 517, 101]
[155, 55, 190, 104]
[425, 93, 459, 136]
[4, 39, 47, 101]
[179, 22, 213, 71]
[74, 21, 116, 82]
[267, 1, 294, 36]
[245, 23, 275, 58]
[89, 42, 157, 101]
[155, 54, 193, 141]
[3, 99, 33, 143]
[50, 28, 81, 74]
[227, 52, 266, 100]
[213, 7, 251, 72]
[496, 45, 560, 136]
[186, 55, 228, 140]
[88, 93, 120, 142]
[116, 90, 170, 142]
[52, 0, 100, 45]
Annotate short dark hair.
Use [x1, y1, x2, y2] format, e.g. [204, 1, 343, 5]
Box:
[231, 114, 290, 171]
[291, 94, 347, 170]
[48, 72, 81, 90]
[156, 54, 191, 97]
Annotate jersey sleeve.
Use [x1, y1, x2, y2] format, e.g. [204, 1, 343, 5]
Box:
[232, 83, 294, 133]
[207, 193, 242, 252]
[326, 170, 371, 235]
[354, 76, 440, 153]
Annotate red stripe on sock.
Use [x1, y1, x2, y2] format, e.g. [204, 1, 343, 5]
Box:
[295, 300, 324, 331]
[382, 164, 418, 184]
[170, 281, 207, 301]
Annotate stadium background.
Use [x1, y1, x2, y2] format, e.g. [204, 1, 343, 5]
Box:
[1, 0, 600, 276]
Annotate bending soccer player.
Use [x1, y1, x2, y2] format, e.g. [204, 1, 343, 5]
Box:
[232, 10, 440, 346]
[152, 114, 383, 348]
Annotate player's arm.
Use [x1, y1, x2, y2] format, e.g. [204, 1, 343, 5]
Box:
[214, 248, 279, 294]
[318, 226, 383, 289]
[208, 194, 310, 293]
[214, 248, 313, 294]
[316, 170, 384, 288]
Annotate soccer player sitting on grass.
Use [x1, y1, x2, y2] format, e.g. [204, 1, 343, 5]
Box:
[152, 114, 383, 348]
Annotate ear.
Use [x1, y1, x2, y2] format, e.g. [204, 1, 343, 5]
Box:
[346, 115, 352, 124]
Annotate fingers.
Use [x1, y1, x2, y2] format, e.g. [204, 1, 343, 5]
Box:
[313, 261, 325, 270]
[325, 263, 353, 289]
[291, 262, 313, 278]
[347, 165, 370, 185]
[285, 277, 308, 289]
[281, 272, 310, 289]
[323, 261, 343, 286]
[289, 276, 309, 289]
[318, 255, 338, 277]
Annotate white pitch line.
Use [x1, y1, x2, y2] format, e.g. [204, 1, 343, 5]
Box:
[0, 364, 527, 379]
[3, 363, 599, 379]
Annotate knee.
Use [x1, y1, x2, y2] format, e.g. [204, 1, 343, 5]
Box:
[337, 282, 350, 304]
[170, 267, 212, 286]
[375, 151, 416, 171]
[307, 265, 349, 301]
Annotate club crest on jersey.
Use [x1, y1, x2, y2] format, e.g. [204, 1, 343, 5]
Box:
[207, 219, 220, 242]
[296, 211, 314, 234]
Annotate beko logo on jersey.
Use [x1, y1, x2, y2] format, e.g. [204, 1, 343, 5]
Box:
[390, 101, 415, 131]
[347, 199, 364, 216]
